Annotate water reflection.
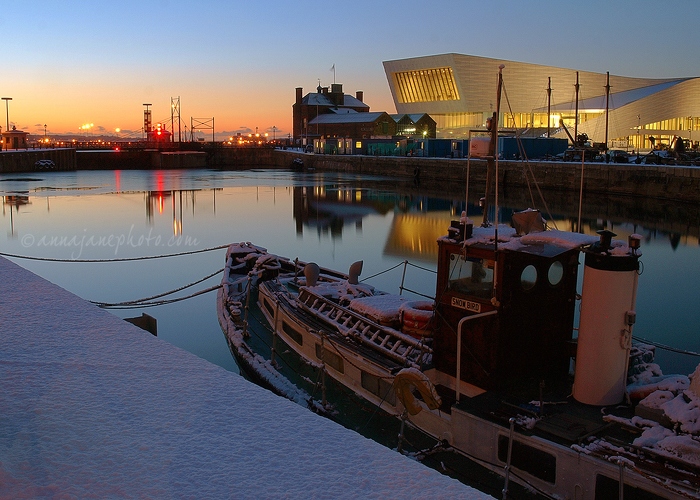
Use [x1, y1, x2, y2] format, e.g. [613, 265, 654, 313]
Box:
[145, 189, 217, 236]
[1, 169, 698, 377]
[2, 193, 30, 238]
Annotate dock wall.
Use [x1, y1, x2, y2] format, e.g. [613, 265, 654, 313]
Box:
[1, 147, 698, 203]
[271, 150, 700, 203]
[0, 148, 76, 172]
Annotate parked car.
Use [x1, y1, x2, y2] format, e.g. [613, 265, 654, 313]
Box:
[608, 149, 629, 163]
[639, 150, 673, 165]
[34, 159, 56, 170]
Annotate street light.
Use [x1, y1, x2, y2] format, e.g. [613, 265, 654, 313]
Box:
[2, 97, 12, 132]
[80, 123, 94, 139]
[637, 114, 641, 151]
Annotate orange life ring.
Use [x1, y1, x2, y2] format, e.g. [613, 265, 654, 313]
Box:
[399, 301, 434, 338]
[393, 367, 442, 416]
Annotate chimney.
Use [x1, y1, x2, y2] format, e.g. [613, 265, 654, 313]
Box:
[295, 87, 303, 105]
[355, 91, 364, 102]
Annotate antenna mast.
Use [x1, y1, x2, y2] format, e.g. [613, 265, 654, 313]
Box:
[574, 71, 580, 142]
[547, 77, 552, 138]
[604, 72, 611, 156]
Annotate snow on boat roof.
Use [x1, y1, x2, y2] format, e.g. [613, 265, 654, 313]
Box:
[443, 225, 599, 251]
[0, 256, 486, 499]
[519, 229, 599, 249]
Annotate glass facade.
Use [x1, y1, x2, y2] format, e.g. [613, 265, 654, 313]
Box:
[389, 58, 699, 147]
[393, 67, 460, 103]
[624, 116, 699, 150]
[502, 112, 562, 130]
[433, 112, 482, 130]
[645, 116, 698, 133]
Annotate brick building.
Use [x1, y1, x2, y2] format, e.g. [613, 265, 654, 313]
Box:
[293, 83, 368, 145]
[309, 111, 396, 139]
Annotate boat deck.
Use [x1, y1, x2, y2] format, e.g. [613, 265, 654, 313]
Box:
[448, 380, 700, 490]
[445, 377, 634, 444]
[261, 280, 410, 373]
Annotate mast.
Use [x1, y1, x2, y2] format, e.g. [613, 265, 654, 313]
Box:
[547, 77, 552, 138]
[604, 72, 610, 157]
[494, 65, 504, 251]
[481, 65, 505, 228]
[574, 71, 580, 143]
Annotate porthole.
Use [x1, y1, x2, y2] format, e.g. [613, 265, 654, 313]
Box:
[520, 265, 537, 290]
[548, 261, 564, 286]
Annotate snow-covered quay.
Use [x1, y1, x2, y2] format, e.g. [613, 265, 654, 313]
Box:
[0, 256, 488, 499]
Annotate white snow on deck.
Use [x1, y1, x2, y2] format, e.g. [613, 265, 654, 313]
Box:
[0, 256, 488, 499]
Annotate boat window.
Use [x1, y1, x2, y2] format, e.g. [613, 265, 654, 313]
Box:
[448, 254, 494, 298]
[262, 296, 275, 318]
[547, 261, 564, 286]
[497, 435, 556, 484]
[282, 321, 303, 346]
[595, 474, 664, 500]
[315, 343, 344, 374]
[520, 265, 537, 290]
[361, 371, 396, 406]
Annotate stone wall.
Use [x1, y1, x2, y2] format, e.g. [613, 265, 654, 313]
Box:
[206, 147, 274, 167]
[3, 147, 698, 205]
[0, 148, 76, 172]
[76, 150, 151, 170]
[271, 150, 700, 202]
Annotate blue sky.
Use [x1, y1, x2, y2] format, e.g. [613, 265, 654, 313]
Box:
[2, 0, 698, 139]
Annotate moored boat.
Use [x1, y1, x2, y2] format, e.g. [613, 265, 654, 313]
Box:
[217, 228, 700, 498]
[217, 69, 700, 499]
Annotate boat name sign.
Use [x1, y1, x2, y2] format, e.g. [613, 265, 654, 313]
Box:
[451, 297, 481, 313]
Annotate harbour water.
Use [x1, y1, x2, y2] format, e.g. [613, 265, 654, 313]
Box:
[2, 167, 699, 378]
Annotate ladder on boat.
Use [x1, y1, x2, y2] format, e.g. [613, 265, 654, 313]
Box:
[296, 288, 431, 367]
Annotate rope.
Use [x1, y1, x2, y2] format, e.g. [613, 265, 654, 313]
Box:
[91, 267, 223, 307]
[501, 81, 559, 229]
[0, 243, 229, 263]
[405, 261, 437, 274]
[400, 287, 434, 300]
[360, 261, 436, 299]
[360, 261, 405, 282]
[633, 336, 700, 357]
[98, 284, 221, 309]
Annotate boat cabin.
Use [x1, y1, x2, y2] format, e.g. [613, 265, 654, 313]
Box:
[433, 222, 581, 392]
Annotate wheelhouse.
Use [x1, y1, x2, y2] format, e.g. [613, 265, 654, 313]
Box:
[433, 227, 580, 391]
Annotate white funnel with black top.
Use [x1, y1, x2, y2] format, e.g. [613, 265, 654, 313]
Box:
[573, 231, 641, 406]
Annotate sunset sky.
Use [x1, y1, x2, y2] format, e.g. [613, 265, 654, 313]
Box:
[3, 0, 699, 141]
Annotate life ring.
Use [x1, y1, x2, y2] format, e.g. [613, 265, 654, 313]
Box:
[393, 367, 442, 416]
[399, 301, 434, 338]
